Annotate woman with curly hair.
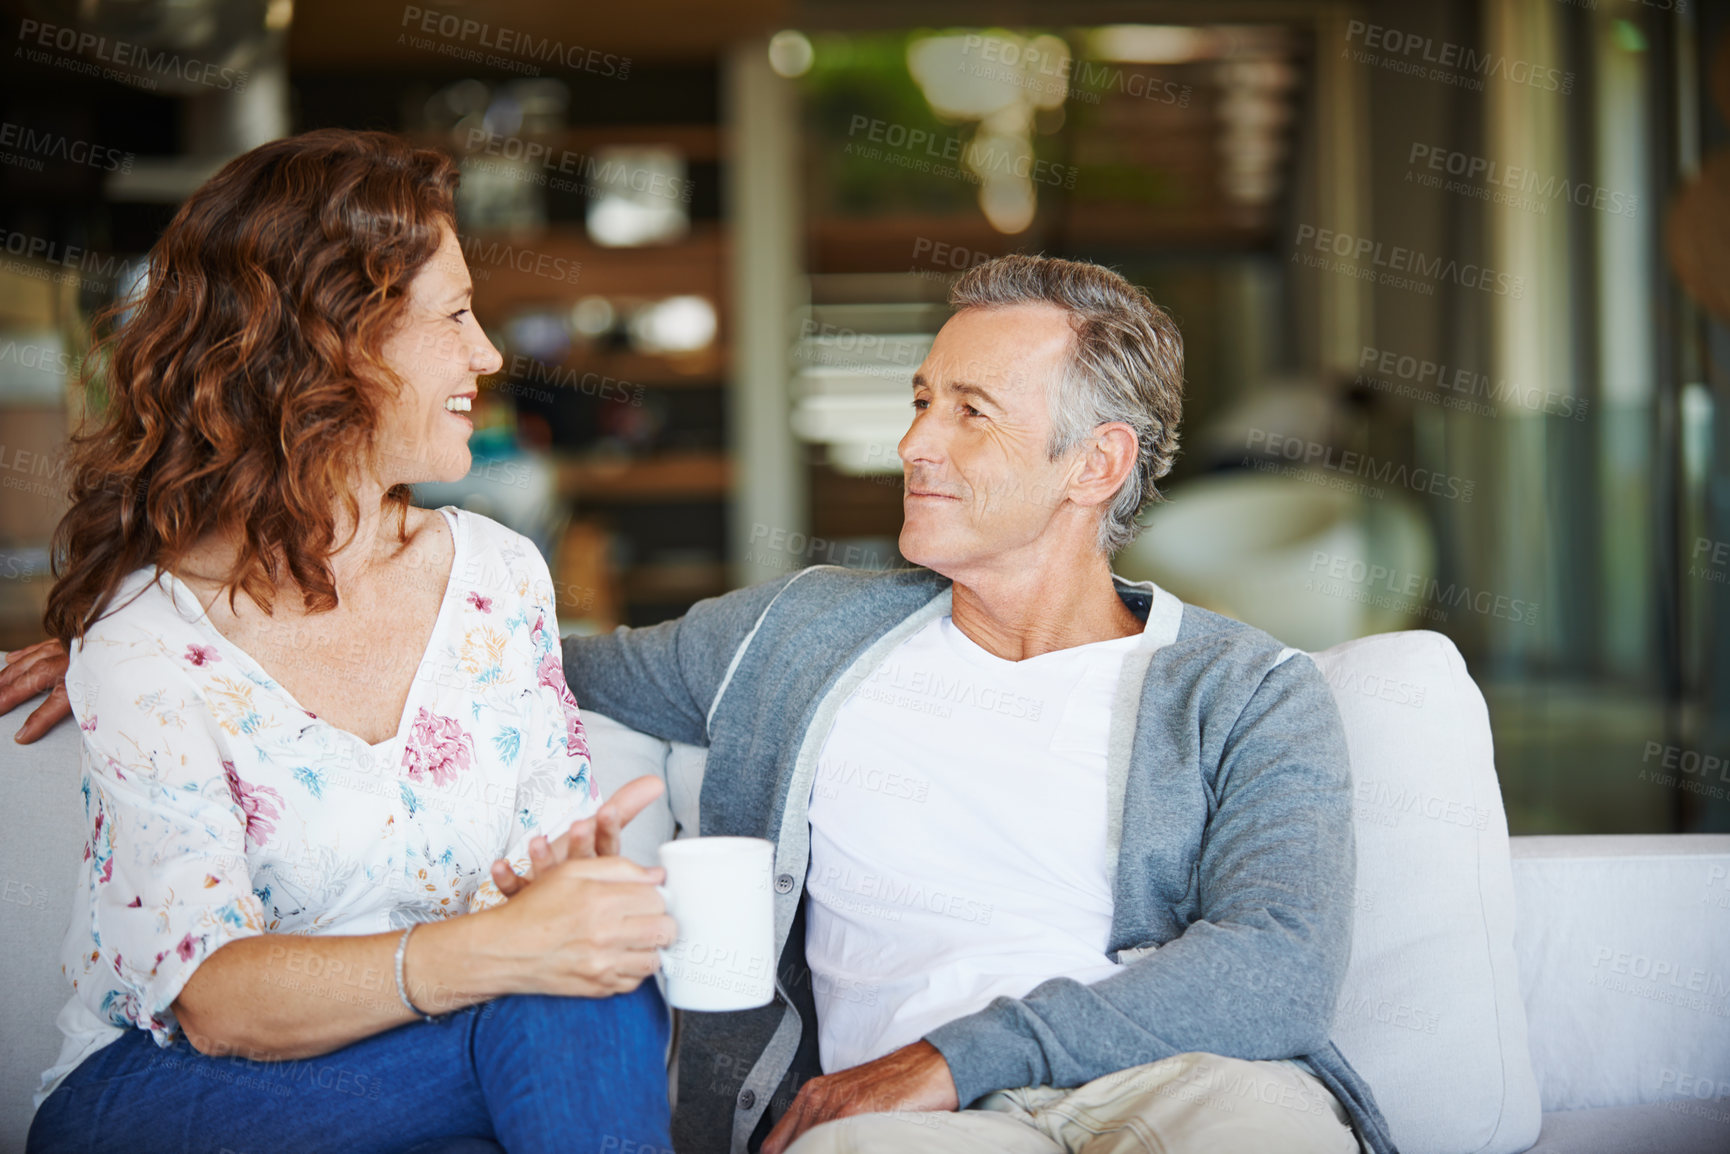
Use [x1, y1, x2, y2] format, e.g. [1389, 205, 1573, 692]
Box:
[21, 129, 676, 1154]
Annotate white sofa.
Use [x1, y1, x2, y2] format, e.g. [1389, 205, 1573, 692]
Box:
[3, 691, 1728, 1154]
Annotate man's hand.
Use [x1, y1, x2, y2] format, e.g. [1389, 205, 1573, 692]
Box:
[488, 774, 667, 898]
[0, 639, 72, 743]
[761, 1041, 960, 1154]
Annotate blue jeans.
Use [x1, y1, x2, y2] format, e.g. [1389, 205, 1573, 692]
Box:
[27, 985, 672, 1154]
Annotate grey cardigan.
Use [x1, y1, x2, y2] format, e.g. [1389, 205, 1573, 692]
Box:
[562, 565, 1398, 1154]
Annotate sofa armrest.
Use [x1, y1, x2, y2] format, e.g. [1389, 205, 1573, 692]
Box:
[1510, 834, 1730, 1113]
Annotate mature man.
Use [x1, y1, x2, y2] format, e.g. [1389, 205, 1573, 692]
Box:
[559, 256, 1395, 1154]
[3, 256, 1398, 1154]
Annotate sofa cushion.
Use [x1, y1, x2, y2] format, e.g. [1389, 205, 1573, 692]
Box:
[1510, 835, 1730, 1113]
[1310, 632, 1541, 1154]
[0, 695, 88, 1147]
[582, 711, 678, 867]
[581, 711, 705, 864]
[1526, 1102, 1730, 1153]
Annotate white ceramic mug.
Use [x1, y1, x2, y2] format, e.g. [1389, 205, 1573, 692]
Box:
[656, 836, 777, 1012]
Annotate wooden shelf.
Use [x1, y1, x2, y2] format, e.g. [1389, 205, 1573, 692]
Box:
[411, 126, 722, 164]
[504, 345, 726, 388]
[289, 5, 784, 71]
[555, 450, 730, 502]
[466, 224, 726, 316]
[809, 213, 1269, 274]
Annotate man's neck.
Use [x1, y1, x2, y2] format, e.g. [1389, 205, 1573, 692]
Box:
[947, 552, 1144, 661]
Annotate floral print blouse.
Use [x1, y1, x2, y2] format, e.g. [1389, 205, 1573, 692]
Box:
[41, 507, 598, 1096]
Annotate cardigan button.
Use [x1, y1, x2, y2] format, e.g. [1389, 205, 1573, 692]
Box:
[774, 873, 796, 894]
[738, 1089, 757, 1110]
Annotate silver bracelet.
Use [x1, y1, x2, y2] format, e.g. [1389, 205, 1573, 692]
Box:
[394, 923, 437, 1023]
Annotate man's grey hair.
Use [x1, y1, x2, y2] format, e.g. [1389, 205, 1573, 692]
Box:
[949, 254, 1184, 555]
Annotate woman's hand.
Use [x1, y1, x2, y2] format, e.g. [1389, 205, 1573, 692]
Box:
[488, 774, 667, 898]
[0, 639, 72, 743]
[462, 855, 676, 999]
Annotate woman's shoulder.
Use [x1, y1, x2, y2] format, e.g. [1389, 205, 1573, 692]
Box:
[440, 506, 556, 611]
[75, 568, 208, 655]
[68, 569, 218, 697]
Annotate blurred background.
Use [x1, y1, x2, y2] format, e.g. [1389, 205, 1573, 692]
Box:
[0, 0, 1726, 835]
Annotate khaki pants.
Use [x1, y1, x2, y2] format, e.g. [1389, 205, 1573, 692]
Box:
[784, 1052, 1363, 1154]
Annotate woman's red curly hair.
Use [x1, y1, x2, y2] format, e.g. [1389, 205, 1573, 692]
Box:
[45, 128, 460, 644]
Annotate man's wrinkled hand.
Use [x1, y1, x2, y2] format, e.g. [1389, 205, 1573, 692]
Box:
[761, 1040, 960, 1154]
[1, 639, 72, 744]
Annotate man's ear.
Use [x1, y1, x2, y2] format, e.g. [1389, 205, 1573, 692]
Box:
[1067, 422, 1138, 510]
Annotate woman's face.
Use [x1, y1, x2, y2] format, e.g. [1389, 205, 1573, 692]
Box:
[374, 224, 503, 487]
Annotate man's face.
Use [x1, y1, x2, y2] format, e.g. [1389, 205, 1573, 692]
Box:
[897, 303, 1079, 577]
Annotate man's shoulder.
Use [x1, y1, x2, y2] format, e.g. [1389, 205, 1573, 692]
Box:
[1137, 596, 1346, 776]
[567, 565, 945, 656]
[1172, 599, 1299, 658]
[771, 563, 949, 599]
[715, 564, 948, 625]
[1108, 575, 1296, 663]
[1149, 594, 1324, 705]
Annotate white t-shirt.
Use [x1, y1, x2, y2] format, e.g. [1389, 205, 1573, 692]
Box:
[805, 612, 1153, 1074]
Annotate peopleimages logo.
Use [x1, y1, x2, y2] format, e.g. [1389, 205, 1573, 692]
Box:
[1354, 778, 1492, 831]
[0, 228, 129, 290]
[503, 355, 642, 407]
[956, 33, 1192, 108]
[1307, 551, 1540, 627]
[845, 115, 1078, 190]
[459, 234, 583, 285]
[1357, 345, 1589, 422]
[1294, 225, 1525, 298]
[807, 863, 995, 926]
[1691, 537, 1729, 586]
[1245, 428, 1476, 502]
[1406, 143, 1637, 218]
[0, 122, 133, 174]
[0, 338, 81, 379]
[398, 6, 629, 78]
[1588, 947, 1729, 1004]
[1637, 740, 1730, 803]
[16, 18, 249, 91]
[460, 129, 691, 203]
[909, 236, 995, 279]
[1342, 19, 1573, 95]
